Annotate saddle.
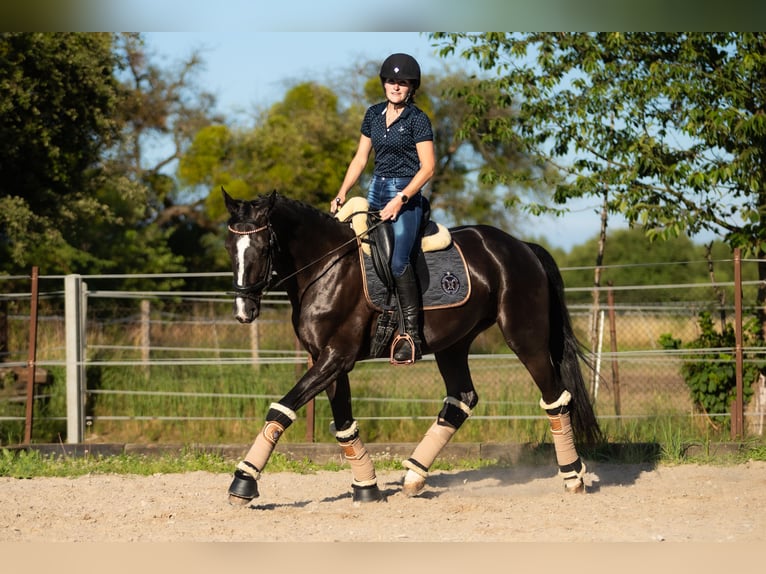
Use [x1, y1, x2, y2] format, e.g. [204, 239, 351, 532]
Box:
[336, 197, 471, 358]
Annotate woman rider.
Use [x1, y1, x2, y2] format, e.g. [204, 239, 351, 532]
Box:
[331, 53, 436, 364]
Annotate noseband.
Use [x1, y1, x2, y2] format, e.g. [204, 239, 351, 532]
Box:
[228, 222, 276, 298]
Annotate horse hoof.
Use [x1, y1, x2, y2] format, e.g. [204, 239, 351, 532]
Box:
[228, 469, 259, 504]
[352, 483, 383, 503]
[564, 480, 586, 494]
[402, 472, 426, 497]
[228, 494, 253, 506]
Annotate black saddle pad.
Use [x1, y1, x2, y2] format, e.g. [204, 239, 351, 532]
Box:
[361, 242, 471, 311]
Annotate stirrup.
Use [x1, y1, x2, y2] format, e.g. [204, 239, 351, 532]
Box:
[390, 333, 419, 365]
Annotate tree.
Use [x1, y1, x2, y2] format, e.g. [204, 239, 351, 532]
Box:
[0, 33, 221, 280]
[180, 82, 361, 222]
[426, 71, 552, 229]
[104, 33, 224, 282]
[431, 32, 766, 333]
[560, 228, 756, 305]
[0, 32, 122, 273]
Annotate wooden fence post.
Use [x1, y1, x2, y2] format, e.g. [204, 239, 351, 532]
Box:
[250, 320, 260, 372]
[140, 299, 150, 376]
[23, 266, 39, 444]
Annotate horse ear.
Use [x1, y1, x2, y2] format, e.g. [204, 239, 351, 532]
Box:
[267, 190, 279, 210]
[222, 186, 238, 215]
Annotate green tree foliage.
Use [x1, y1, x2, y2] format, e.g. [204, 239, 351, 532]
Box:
[431, 32, 766, 322]
[180, 82, 360, 222]
[427, 72, 552, 229]
[560, 228, 756, 304]
[0, 33, 223, 283]
[0, 32, 122, 273]
[104, 34, 223, 282]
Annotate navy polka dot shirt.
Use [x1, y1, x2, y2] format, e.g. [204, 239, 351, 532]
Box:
[361, 101, 434, 178]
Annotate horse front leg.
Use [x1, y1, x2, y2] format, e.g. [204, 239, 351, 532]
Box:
[227, 347, 364, 505]
[326, 372, 383, 503]
[227, 402, 297, 504]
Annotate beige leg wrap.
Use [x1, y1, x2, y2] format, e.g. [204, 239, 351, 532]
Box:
[243, 403, 296, 474]
[541, 391, 586, 492]
[401, 420, 457, 497]
[404, 420, 457, 476]
[546, 410, 579, 468]
[243, 420, 284, 474]
[335, 421, 377, 487]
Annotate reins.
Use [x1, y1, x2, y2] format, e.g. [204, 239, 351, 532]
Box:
[228, 210, 386, 295]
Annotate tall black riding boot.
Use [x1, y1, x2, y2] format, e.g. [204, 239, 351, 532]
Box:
[392, 264, 422, 364]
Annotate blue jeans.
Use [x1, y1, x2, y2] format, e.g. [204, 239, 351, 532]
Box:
[367, 175, 422, 277]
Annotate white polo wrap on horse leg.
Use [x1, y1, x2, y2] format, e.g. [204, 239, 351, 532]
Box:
[334, 421, 377, 487]
[540, 390, 586, 492]
[242, 402, 297, 476]
[402, 397, 472, 496]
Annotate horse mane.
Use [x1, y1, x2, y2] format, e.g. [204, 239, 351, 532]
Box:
[241, 191, 342, 230]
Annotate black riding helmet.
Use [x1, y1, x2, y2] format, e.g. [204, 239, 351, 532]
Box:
[379, 53, 421, 90]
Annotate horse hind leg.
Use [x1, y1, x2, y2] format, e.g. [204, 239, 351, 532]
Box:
[541, 390, 587, 493]
[502, 325, 588, 493]
[402, 344, 477, 496]
[402, 396, 474, 496]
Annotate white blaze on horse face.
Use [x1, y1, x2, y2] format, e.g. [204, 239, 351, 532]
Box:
[234, 235, 251, 320]
[235, 235, 250, 287]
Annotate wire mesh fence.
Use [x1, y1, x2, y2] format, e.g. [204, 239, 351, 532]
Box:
[1, 261, 765, 445]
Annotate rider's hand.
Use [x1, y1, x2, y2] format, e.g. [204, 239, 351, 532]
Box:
[379, 197, 402, 221]
[330, 196, 343, 215]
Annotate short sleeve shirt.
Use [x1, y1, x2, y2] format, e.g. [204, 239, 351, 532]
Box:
[360, 102, 433, 178]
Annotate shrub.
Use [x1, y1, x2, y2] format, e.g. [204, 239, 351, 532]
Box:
[659, 311, 760, 430]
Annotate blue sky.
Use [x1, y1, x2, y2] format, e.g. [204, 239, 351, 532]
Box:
[143, 33, 447, 118]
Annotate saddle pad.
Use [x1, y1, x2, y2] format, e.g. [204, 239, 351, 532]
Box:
[359, 241, 471, 311]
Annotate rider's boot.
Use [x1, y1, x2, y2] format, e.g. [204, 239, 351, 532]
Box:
[393, 264, 422, 364]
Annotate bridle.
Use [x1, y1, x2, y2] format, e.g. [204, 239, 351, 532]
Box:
[227, 222, 276, 299]
[227, 210, 389, 299]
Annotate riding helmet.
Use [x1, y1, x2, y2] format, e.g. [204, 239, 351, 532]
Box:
[379, 53, 421, 90]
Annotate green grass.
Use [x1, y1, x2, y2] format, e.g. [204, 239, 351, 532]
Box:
[0, 446, 491, 479]
[1, 439, 764, 479]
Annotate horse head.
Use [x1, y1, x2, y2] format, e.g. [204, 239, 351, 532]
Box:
[223, 187, 278, 323]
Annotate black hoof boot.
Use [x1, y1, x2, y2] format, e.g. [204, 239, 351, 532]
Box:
[228, 469, 259, 505]
[352, 483, 383, 503]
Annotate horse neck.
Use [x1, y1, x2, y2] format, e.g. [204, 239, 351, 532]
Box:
[270, 202, 354, 284]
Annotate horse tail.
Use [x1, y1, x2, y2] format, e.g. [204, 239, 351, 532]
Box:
[525, 242, 603, 446]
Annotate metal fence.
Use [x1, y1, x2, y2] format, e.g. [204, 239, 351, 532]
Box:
[2, 261, 765, 445]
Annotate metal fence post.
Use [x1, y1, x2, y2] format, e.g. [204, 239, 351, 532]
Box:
[732, 248, 744, 439]
[65, 274, 86, 443]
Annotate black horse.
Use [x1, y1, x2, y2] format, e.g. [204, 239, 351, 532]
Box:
[222, 189, 601, 505]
